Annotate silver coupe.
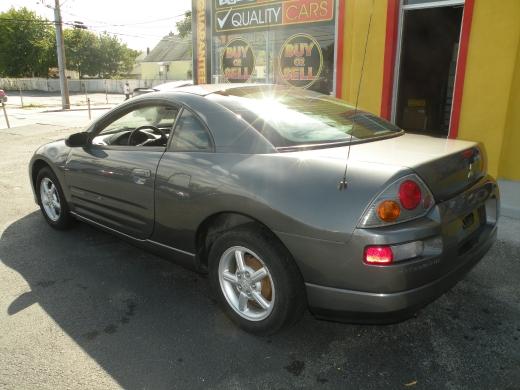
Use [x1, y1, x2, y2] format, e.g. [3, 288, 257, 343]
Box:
[29, 84, 499, 334]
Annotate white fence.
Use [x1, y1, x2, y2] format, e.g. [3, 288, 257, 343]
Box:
[0, 78, 171, 93]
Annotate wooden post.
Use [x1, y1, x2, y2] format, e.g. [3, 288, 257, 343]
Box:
[19, 86, 24, 108]
[87, 98, 91, 120]
[2, 101, 10, 129]
[84, 81, 88, 103]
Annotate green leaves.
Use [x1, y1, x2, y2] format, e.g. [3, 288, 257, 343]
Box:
[63, 30, 140, 78]
[0, 7, 55, 77]
[0, 7, 140, 78]
[63, 28, 98, 78]
[176, 11, 191, 39]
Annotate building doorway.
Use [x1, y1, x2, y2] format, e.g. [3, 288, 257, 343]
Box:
[392, 1, 464, 137]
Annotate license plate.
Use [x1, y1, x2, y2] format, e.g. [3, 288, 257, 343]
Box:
[459, 206, 486, 241]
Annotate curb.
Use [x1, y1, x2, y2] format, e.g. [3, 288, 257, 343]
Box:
[499, 179, 520, 220]
[42, 106, 115, 113]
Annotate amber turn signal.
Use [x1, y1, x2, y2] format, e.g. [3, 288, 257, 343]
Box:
[377, 200, 401, 222]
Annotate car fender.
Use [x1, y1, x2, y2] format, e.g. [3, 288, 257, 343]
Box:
[29, 140, 72, 203]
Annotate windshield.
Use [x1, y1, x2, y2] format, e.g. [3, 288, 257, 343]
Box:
[209, 86, 401, 149]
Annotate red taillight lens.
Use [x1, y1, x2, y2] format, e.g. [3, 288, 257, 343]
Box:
[462, 149, 474, 159]
[364, 246, 393, 265]
[399, 180, 422, 210]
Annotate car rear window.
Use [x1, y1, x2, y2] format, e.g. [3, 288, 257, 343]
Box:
[208, 86, 401, 149]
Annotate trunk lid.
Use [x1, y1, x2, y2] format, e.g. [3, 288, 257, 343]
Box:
[293, 133, 486, 201]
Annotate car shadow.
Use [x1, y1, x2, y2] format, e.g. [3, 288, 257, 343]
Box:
[1, 212, 518, 389]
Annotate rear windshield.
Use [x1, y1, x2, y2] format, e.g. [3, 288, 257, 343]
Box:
[209, 86, 401, 149]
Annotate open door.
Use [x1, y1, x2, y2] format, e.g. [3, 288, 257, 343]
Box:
[392, 1, 464, 137]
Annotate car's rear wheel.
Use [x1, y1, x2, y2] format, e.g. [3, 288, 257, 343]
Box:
[209, 226, 305, 335]
[36, 167, 74, 229]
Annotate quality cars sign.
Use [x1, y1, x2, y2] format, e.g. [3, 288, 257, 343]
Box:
[215, 0, 334, 33]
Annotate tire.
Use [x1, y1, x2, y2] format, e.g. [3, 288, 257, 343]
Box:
[208, 225, 306, 335]
[36, 167, 75, 230]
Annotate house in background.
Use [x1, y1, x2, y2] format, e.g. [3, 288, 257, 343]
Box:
[130, 51, 148, 79]
[140, 33, 192, 81]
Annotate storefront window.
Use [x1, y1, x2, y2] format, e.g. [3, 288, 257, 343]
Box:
[194, 0, 337, 95]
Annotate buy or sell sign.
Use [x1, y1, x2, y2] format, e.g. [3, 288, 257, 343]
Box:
[222, 38, 255, 82]
[278, 33, 323, 88]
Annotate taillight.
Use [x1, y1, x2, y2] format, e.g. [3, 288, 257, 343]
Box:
[358, 174, 434, 228]
[399, 180, 422, 210]
[364, 246, 393, 265]
[462, 149, 474, 159]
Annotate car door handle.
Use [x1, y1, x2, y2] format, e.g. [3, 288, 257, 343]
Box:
[132, 168, 151, 178]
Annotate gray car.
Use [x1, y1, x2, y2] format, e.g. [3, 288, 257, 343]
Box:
[132, 80, 193, 97]
[29, 84, 499, 334]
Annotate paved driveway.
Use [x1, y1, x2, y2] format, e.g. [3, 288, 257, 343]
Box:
[1, 120, 519, 389]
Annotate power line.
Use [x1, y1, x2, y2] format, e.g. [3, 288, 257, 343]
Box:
[59, 10, 188, 28]
[0, 17, 55, 24]
[0, 17, 168, 40]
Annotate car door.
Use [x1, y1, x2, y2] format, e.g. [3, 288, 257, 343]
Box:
[153, 107, 216, 253]
[65, 100, 180, 239]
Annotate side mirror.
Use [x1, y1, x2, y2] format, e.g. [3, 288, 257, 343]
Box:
[65, 132, 89, 147]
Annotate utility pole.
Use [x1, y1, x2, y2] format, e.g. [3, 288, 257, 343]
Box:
[54, 0, 70, 109]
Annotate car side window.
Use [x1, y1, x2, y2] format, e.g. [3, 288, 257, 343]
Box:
[170, 109, 212, 152]
[92, 105, 179, 147]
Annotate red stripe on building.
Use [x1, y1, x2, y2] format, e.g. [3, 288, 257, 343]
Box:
[335, 0, 345, 98]
[380, 0, 399, 120]
[449, 0, 475, 139]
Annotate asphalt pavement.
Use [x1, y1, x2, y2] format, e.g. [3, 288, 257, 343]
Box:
[0, 114, 519, 390]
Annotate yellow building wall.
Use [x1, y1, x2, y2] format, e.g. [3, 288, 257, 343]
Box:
[140, 61, 192, 80]
[340, 0, 387, 114]
[337, 0, 520, 180]
[457, 0, 520, 178]
[140, 62, 160, 80]
[499, 40, 520, 180]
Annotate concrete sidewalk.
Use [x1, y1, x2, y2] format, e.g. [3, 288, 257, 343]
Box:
[1, 105, 110, 130]
[498, 180, 520, 219]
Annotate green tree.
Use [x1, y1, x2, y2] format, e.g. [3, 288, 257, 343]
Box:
[0, 7, 55, 77]
[0, 7, 139, 79]
[97, 33, 123, 77]
[63, 28, 99, 78]
[96, 33, 139, 78]
[176, 11, 191, 38]
[120, 47, 141, 75]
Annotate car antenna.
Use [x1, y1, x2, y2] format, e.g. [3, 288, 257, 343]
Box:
[338, 0, 375, 191]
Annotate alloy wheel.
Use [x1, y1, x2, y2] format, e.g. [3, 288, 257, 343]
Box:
[218, 246, 275, 321]
[40, 177, 61, 222]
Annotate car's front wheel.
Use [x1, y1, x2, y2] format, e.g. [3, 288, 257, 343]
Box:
[36, 167, 74, 229]
[209, 226, 305, 335]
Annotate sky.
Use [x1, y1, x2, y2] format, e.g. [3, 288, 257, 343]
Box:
[0, 0, 192, 52]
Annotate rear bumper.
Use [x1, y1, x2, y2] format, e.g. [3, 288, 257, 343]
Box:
[307, 223, 497, 323]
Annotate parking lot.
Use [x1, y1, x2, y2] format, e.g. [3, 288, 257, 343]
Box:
[0, 110, 519, 389]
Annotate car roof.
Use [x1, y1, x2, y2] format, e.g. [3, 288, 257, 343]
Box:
[172, 83, 272, 96]
[155, 80, 193, 90]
